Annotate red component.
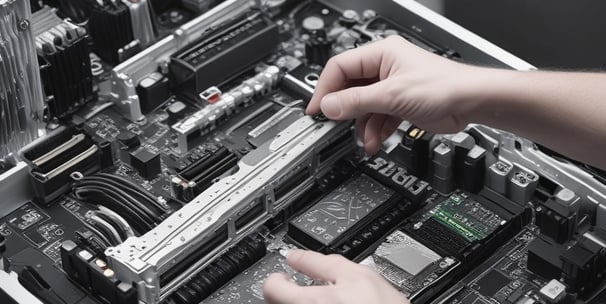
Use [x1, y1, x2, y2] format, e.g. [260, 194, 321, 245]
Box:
[207, 92, 221, 104]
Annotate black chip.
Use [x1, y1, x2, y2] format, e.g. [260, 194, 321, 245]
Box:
[288, 174, 396, 251]
[475, 270, 511, 298]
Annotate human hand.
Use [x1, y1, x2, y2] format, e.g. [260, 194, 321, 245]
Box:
[262, 250, 410, 304]
[307, 35, 484, 155]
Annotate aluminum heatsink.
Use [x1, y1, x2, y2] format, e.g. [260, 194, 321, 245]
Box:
[0, 0, 45, 158]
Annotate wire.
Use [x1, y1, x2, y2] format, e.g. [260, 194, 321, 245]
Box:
[88, 213, 123, 245]
[96, 205, 136, 238]
[96, 173, 167, 212]
[73, 180, 163, 221]
[73, 186, 155, 233]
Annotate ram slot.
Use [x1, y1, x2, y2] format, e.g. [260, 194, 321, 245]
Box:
[172, 147, 239, 201]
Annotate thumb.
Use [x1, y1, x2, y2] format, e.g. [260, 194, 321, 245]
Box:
[319, 81, 397, 120]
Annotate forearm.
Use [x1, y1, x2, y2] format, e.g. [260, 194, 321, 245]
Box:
[463, 68, 606, 170]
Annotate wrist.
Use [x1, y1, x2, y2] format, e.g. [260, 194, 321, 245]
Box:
[454, 65, 521, 126]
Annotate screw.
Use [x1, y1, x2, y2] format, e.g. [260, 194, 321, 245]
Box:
[18, 19, 29, 31]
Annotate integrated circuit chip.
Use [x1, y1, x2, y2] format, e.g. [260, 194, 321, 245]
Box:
[287, 174, 397, 251]
[428, 191, 505, 242]
[361, 229, 459, 298]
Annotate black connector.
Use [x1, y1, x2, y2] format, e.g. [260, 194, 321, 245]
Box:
[170, 13, 279, 96]
[22, 128, 112, 206]
[454, 145, 486, 193]
[391, 126, 433, 178]
[60, 241, 137, 304]
[166, 234, 266, 303]
[172, 147, 238, 201]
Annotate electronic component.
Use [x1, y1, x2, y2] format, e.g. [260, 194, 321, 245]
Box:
[109, 0, 256, 122]
[302, 15, 326, 34]
[560, 236, 606, 296]
[339, 9, 361, 28]
[171, 147, 238, 201]
[106, 116, 351, 303]
[539, 279, 566, 303]
[0, 0, 45, 159]
[22, 128, 112, 206]
[454, 143, 486, 193]
[487, 160, 513, 195]
[361, 229, 459, 298]
[170, 13, 280, 95]
[201, 251, 299, 304]
[509, 168, 539, 205]
[60, 240, 137, 304]
[1, 2, 606, 304]
[171, 65, 280, 153]
[33, 7, 93, 120]
[116, 131, 141, 150]
[166, 234, 266, 304]
[428, 192, 504, 243]
[130, 148, 162, 180]
[458, 145, 487, 193]
[88, 1, 135, 64]
[305, 31, 332, 66]
[527, 236, 564, 280]
[166, 101, 188, 125]
[331, 200, 416, 259]
[392, 126, 433, 178]
[431, 143, 455, 194]
[535, 189, 579, 244]
[287, 174, 398, 251]
[136, 72, 170, 114]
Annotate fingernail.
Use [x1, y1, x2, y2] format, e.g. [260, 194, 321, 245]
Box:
[321, 95, 341, 118]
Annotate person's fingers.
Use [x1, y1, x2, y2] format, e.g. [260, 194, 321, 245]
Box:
[355, 113, 372, 142]
[364, 114, 388, 155]
[306, 38, 397, 115]
[263, 273, 332, 304]
[286, 250, 351, 282]
[319, 80, 398, 120]
[380, 116, 403, 142]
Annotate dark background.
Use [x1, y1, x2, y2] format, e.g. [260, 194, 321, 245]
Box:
[441, 1, 606, 69]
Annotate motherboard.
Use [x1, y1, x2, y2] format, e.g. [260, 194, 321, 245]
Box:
[1, 0, 605, 304]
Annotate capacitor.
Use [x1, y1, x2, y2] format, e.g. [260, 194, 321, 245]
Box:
[305, 33, 332, 66]
[362, 9, 377, 21]
[339, 9, 360, 28]
[167, 101, 187, 125]
[116, 131, 140, 150]
[302, 15, 325, 35]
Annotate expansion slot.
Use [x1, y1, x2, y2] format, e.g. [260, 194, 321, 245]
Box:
[106, 116, 354, 303]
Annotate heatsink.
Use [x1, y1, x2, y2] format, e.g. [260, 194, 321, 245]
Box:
[0, 0, 45, 159]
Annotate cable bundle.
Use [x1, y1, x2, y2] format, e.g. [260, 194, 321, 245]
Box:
[73, 173, 167, 235]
